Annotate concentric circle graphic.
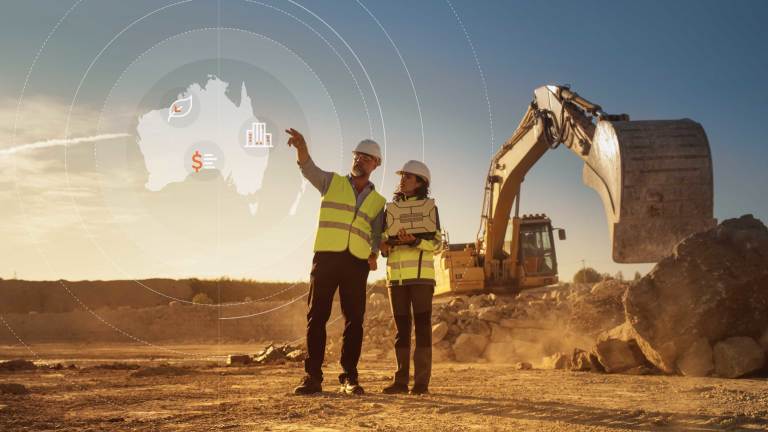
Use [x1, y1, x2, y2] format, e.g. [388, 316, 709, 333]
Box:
[4, 0, 494, 402]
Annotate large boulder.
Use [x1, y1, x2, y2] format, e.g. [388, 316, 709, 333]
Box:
[433, 341, 453, 362]
[571, 348, 604, 372]
[431, 322, 449, 344]
[676, 338, 714, 377]
[541, 352, 571, 369]
[713, 337, 766, 378]
[593, 323, 649, 373]
[567, 281, 627, 337]
[452, 333, 489, 362]
[624, 215, 768, 373]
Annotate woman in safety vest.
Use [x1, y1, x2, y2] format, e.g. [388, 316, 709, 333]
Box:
[379, 160, 441, 395]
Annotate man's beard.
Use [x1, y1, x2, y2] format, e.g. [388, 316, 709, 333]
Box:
[351, 163, 365, 177]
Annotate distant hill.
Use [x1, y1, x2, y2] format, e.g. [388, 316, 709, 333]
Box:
[0, 278, 307, 314]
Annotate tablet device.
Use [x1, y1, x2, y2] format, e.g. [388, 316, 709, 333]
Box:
[385, 198, 437, 238]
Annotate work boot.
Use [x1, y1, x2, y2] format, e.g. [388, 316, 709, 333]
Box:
[382, 382, 409, 394]
[339, 376, 365, 395]
[409, 383, 429, 395]
[293, 375, 322, 395]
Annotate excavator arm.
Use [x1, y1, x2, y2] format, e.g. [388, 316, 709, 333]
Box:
[479, 85, 715, 264]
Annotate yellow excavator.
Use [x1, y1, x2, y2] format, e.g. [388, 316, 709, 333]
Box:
[434, 85, 715, 295]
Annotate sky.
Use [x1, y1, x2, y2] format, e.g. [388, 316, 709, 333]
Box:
[0, 0, 766, 283]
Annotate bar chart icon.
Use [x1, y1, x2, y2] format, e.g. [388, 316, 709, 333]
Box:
[245, 121, 273, 148]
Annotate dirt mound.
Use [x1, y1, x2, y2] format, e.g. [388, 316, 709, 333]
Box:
[84, 362, 141, 371]
[0, 359, 37, 372]
[0, 278, 306, 314]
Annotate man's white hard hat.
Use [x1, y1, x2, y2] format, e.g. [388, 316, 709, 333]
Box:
[396, 160, 431, 184]
[353, 139, 382, 161]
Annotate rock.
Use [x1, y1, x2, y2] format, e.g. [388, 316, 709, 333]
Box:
[483, 342, 515, 363]
[452, 333, 489, 362]
[432, 322, 449, 344]
[477, 307, 502, 323]
[369, 293, 387, 308]
[227, 354, 252, 366]
[515, 362, 532, 370]
[254, 345, 284, 364]
[438, 310, 458, 325]
[571, 349, 605, 373]
[593, 323, 649, 373]
[568, 282, 626, 337]
[0, 359, 36, 371]
[464, 319, 491, 336]
[433, 342, 452, 362]
[713, 337, 766, 378]
[541, 352, 571, 369]
[253, 343, 305, 365]
[676, 338, 714, 377]
[286, 349, 307, 362]
[467, 295, 489, 308]
[0, 383, 29, 395]
[624, 215, 768, 373]
[448, 296, 469, 308]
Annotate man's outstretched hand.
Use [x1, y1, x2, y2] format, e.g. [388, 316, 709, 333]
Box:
[286, 128, 309, 164]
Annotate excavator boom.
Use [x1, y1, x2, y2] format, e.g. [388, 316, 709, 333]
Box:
[482, 85, 715, 264]
[434, 85, 715, 297]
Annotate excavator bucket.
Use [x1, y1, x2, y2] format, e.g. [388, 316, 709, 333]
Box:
[583, 119, 716, 263]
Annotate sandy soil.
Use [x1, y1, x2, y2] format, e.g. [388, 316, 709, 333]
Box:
[1, 343, 767, 431]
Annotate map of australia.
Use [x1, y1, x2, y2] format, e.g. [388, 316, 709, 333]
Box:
[136, 77, 271, 212]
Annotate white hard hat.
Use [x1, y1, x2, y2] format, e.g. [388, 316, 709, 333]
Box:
[396, 160, 431, 184]
[353, 139, 382, 161]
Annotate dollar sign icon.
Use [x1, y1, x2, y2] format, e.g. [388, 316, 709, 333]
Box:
[191, 150, 203, 172]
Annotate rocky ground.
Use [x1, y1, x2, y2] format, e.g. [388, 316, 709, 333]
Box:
[1, 343, 768, 431]
[2, 215, 767, 430]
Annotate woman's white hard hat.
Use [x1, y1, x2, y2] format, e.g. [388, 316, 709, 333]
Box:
[396, 160, 431, 184]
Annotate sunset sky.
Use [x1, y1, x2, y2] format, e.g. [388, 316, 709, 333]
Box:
[1, 0, 766, 283]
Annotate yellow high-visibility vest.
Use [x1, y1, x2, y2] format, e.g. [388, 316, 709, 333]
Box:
[314, 173, 386, 260]
[385, 196, 442, 285]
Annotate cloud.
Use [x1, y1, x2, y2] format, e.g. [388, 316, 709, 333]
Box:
[0, 96, 105, 145]
[0, 96, 142, 240]
[0, 133, 130, 156]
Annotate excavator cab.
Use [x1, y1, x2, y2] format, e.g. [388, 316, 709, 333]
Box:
[518, 215, 557, 276]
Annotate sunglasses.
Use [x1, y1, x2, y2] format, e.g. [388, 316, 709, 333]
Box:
[353, 153, 376, 163]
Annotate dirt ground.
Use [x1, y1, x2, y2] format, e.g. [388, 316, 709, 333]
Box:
[1, 343, 767, 431]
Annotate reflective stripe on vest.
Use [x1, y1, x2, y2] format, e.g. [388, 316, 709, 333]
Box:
[313, 173, 385, 259]
[386, 246, 435, 284]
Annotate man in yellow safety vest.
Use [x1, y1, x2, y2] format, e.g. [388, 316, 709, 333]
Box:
[286, 128, 385, 396]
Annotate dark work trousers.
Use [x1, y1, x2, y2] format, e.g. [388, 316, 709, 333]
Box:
[388, 283, 434, 387]
[304, 250, 370, 383]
